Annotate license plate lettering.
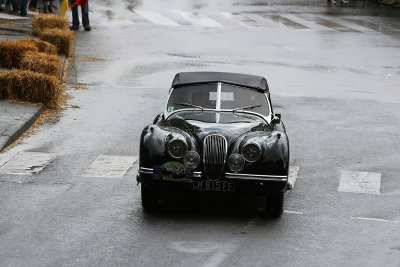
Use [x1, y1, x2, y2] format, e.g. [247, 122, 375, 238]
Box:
[192, 181, 235, 192]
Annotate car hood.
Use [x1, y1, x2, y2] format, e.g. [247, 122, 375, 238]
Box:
[162, 111, 271, 146]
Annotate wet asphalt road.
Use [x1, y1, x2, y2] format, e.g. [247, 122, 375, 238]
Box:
[1, 0, 400, 266]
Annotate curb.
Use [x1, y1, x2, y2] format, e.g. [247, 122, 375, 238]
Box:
[0, 104, 44, 152]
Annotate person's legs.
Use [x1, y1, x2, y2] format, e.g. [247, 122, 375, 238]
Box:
[70, 0, 80, 30]
[81, 2, 91, 31]
[19, 0, 28, 16]
[11, 0, 19, 11]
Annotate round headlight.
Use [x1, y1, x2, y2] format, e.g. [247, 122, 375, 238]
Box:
[168, 138, 188, 158]
[183, 151, 200, 169]
[227, 154, 246, 173]
[241, 142, 262, 162]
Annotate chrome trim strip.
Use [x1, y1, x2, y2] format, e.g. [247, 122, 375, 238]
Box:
[193, 171, 202, 178]
[216, 82, 221, 111]
[225, 172, 288, 182]
[203, 134, 228, 180]
[140, 167, 203, 178]
[139, 167, 153, 174]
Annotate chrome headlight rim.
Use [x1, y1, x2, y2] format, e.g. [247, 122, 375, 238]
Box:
[227, 153, 246, 173]
[183, 151, 201, 169]
[241, 141, 262, 163]
[167, 136, 188, 159]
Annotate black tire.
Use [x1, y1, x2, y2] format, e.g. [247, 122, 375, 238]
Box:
[265, 191, 284, 217]
[141, 183, 160, 212]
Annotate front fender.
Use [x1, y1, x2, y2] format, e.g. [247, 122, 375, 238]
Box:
[227, 131, 289, 176]
[139, 125, 198, 168]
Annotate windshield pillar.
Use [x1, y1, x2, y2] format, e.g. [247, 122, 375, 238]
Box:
[216, 82, 221, 111]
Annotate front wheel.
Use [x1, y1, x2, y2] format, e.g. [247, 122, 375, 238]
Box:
[265, 191, 284, 217]
[141, 183, 160, 212]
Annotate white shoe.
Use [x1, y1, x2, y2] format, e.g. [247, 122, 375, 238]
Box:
[341, 0, 349, 4]
[328, 0, 337, 4]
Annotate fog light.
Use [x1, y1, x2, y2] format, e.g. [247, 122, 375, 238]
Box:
[227, 154, 245, 173]
[183, 151, 200, 169]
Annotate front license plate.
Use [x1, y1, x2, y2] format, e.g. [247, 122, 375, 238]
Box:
[192, 180, 235, 192]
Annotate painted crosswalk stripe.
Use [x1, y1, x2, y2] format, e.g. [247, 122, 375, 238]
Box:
[281, 14, 327, 31]
[284, 210, 304, 215]
[221, 12, 262, 27]
[0, 13, 30, 20]
[109, 19, 134, 24]
[344, 18, 399, 35]
[302, 16, 359, 32]
[350, 217, 397, 223]
[318, 16, 370, 33]
[0, 152, 55, 175]
[288, 165, 300, 189]
[82, 155, 137, 178]
[338, 170, 381, 195]
[135, 10, 179, 26]
[174, 10, 223, 28]
[261, 14, 309, 29]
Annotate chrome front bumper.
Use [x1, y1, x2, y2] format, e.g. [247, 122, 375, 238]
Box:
[139, 167, 287, 182]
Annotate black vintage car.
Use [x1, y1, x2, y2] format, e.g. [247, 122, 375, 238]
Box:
[138, 72, 290, 217]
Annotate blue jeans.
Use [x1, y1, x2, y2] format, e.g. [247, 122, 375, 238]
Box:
[71, 0, 90, 27]
[11, 0, 28, 16]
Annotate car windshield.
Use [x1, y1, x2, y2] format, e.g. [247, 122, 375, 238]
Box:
[166, 83, 270, 117]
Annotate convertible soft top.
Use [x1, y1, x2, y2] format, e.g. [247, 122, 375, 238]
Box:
[172, 72, 269, 92]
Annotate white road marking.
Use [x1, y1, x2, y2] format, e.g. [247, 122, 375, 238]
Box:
[135, 10, 179, 26]
[174, 10, 223, 28]
[338, 170, 381, 195]
[288, 165, 300, 189]
[170, 241, 221, 254]
[279, 14, 320, 31]
[202, 218, 257, 267]
[318, 15, 370, 33]
[109, 19, 134, 24]
[221, 12, 255, 27]
[0, 13, 30, 20]
[350, 217, 398, 223]
[0, 152, 55, 175]
[82, 155, 137, 178]
[284, 210, 304, 215]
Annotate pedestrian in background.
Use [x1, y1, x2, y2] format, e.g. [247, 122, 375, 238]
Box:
[43, 0, 56, 13]
[10, 0, 28, 16]
[28, 0, 41, 12]
[69, 0, 91, 31]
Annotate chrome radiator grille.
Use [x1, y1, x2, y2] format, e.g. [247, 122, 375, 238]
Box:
[203, 134, 227, 180]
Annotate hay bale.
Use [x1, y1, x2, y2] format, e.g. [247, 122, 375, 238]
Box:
[0, 70, 62, 109]
[21, 39, 57, 55]
[0, 40, 38, 68]
[32, 14, 68, 36]
[40, 29, 74, 56]
[20, 51, 61, 78]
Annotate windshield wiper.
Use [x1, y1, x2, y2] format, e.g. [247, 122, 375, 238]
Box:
[233, 104, 261, 112]
[173, 102, 203, 111]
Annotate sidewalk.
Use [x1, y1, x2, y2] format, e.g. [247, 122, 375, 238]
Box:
[0, 12, 44, 152]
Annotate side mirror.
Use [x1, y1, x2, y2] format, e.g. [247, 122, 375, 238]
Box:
[273, 114, 281, 124]
[153, 113, 164, 124]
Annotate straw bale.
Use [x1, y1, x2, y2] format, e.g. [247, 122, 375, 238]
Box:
[32, 14, 68, 36]
[0, 40, 38, 68]
[20, 51, 61, 78]
[40, 29, 74, 56]
[0, 70, 62, 109]
[21, 39, 57, 55]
